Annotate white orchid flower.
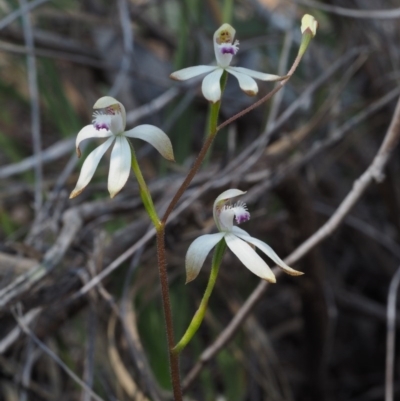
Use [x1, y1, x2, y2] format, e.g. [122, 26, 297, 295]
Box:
[185, 189, 303, 283]
[170, 23, 284, 103]
[69, 96, 174, 199]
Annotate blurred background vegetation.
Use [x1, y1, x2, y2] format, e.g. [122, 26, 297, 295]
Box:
[1, 0, 400, 400]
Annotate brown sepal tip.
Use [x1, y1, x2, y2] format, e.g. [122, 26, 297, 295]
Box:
[69, 189, 83, 199]
[286, 270, 305, 277]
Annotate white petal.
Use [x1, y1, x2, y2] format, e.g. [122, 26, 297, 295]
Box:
[231, 226, 251, 237]
[226, 68, 258, 96]
[214, 45, 234, 69]
[185, 233, 225, 283]
[234, 232, 303, 276]
[69, 137, 114, 199]
[109, 112, 126, 135]
[170, 65, 217, 81]
[108, 136, 131, 198]
[75, 125, 112, 157]
[225, 233, 276, 283]
[202, 68, 224, 103]
[227, 66, 283, 82]
[124, 125, 175, 161]
[218, 208, 235, 232]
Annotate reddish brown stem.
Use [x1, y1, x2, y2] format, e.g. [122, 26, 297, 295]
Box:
[162, 133, 216, 224]
[217, 52, 302, 132]
[156, 226, 182, 400]
[217, 84, 283, 132]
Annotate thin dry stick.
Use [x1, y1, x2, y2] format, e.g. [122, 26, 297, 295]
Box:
[216, 51, 303, 133]
[126, 87, 179, 125]
[217, 48, 365, 179]
[0, 0, 49, 30]
[74, 227, 156, 298]
[109, 0, 134, 97]
[183, 95, 400, 391]
[295, 0, 400, 19]
[0, 307, 42, 354]
[107, 313, 149, 401]
[235, 51, 368, 179]
[385, 266, 400, 401]
[12, 308, 109, 401]
[315, 203, 400, 260]
[0, 137, 74, 179]
[19, 0, 43, 213]
[83, 241, 160, 401]
[264, 28, 293, 132]
[82, 306, 97, 401]
[20, 341, 40, 401]
[0, 39, 106, 68]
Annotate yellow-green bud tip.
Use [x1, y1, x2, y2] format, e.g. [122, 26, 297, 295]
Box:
[301, 14, 318, 37]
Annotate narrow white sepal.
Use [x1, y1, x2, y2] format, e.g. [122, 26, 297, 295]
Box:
[70, 137, 114, 198]
[228, 66, 283, 81]
[234, 232, 303, 276]
[109, 112, 126, 135]
[202, 68, 224, 103]
[226, 68, 258, 96]
[170, 65, 217, 81]
[124, 124, 175, 161]
[185, 232, 225, 283]
[108, 136, 131, 198]
[230, 225, 251, 238]
[76, 125, 112, 157]
[224, 233, 276, 283]
[218, 208, 235, 232]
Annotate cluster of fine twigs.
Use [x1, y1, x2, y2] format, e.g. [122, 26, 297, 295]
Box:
[1, 0, 400, 400]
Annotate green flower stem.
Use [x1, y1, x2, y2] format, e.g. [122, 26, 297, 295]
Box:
[172, 239, 227, 354]
[208, 71, 228, 138]
[162, 71, 228, 224]
[222, 0, 233, 24]
[298, 31, 313, 58]
[129, 144, 160, 228]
